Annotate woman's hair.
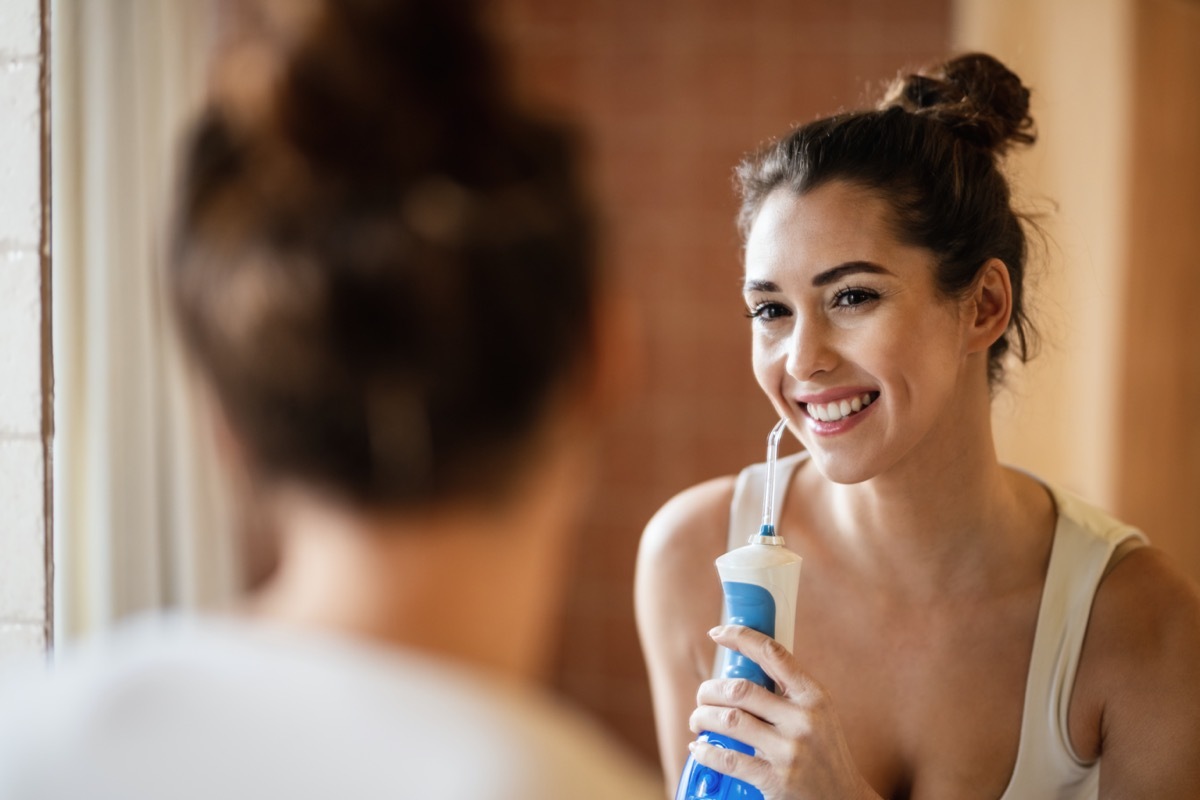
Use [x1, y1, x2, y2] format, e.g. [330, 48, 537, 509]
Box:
[168, 0, 596, 508]
[736, 53, 1037, 384]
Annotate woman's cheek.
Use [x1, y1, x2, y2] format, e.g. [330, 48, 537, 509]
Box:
[751, 339, 785, 394]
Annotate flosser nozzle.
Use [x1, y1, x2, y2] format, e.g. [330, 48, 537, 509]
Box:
[754, 418, 789, 544]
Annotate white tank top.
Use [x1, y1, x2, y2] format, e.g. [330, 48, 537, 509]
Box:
[724, 452, 1146, 799]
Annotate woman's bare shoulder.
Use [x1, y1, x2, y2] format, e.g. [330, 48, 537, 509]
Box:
[1074, 544, 1200, 791]
[1086, 544, 1200, 672]
[635, 477, 742, 780]
[640, 476, 738, 557]
[635, 475, 738, 626]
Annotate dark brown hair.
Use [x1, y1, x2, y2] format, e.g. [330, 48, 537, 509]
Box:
[168, 0, 596, 508]
[737, 53, 1037, 384]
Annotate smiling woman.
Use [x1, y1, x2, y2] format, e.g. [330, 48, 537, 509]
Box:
[636, 52, 1200, 800]
[741, 182, 999, 485]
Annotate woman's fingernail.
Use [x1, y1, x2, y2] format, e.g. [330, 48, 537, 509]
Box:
[688, 741, 698, 752]
[708, 626, 724, 638]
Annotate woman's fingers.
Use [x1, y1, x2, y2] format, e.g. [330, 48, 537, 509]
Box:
[694, 625, 877, 800]
[686, 738, 778, 796]
[695, 675, 783, 725]
[690, 686, 777, 741]
[704, 624, 833, 745]
[709, 624, 822, 699]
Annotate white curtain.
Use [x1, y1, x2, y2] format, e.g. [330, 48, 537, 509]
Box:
[51, 0, 239, 648]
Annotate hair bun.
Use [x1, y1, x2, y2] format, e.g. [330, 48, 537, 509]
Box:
[209, 0, 504, 184]
[881, 52, 1036, 154]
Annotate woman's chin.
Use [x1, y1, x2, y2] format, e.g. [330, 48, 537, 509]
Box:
[807, 450, 878, 485]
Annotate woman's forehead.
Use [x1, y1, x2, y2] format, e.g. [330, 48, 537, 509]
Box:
[743, 182, 914, 282]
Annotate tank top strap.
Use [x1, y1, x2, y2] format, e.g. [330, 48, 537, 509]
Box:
[726, 451, 808, 552]
[999, 483, 1148, 799]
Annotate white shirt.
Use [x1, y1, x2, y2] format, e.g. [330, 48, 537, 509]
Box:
[0, 614, 661, 800]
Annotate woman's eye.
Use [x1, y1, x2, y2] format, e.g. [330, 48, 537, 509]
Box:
[832, 287, 879, 308]
[745, 301, 790, 321]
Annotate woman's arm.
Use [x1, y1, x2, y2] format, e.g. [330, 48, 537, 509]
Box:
[1076, 546, 1200, 798]
[635, 477, 735, 793]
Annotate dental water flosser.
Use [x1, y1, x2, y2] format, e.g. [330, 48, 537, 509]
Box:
[675, 419, 804, 800]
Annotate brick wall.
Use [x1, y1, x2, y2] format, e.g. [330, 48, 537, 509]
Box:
[490, 0, 952, 770]
[0, 0, 48, 660]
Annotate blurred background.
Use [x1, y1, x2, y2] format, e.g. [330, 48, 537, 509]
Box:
[0, 0, 1195, 778]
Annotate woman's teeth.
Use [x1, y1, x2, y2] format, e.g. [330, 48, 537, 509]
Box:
[806, 392, 875, 422]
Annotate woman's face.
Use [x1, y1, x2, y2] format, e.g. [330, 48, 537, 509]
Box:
[743, 180, 977, 484]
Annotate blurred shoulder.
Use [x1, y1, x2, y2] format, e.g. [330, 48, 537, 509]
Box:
[0, 616, 664, 799]
[496, 683, 664, 799]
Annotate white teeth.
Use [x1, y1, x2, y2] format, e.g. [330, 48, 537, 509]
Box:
[806, 393, 876, 423]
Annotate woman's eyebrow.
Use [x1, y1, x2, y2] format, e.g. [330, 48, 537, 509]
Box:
[743, 279, 780, 293]
[812, 261, 891, 287]
[743, 262, 892, 293]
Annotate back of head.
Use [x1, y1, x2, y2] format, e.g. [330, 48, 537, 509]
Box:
[737, 53, 1037, 385]
[169, 0, 596, 509]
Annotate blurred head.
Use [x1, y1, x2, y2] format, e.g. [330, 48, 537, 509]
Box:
[736, 53, 1037, 386]
[168, 0, 598, 511]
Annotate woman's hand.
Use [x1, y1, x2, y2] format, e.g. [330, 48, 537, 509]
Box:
[687, 625, 880, 800]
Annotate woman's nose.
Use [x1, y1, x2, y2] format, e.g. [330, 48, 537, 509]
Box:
[785, 314, 838, 380]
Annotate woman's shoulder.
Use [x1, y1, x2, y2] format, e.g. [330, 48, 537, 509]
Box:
[1073, 542, 1200, 780]
[643, 474, 737, 543]
[1044, 480, 1200, 690]
[638, 474, 740, 585]
[1043, 482, 1198, 666]
[635, 473, 749, 779]
[636, 471, 753, 632]
[1085, 544, 1200, 676]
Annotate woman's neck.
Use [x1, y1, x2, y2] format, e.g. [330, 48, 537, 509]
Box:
[244, 438, 588, 684]
[815, 388, 1055, 604]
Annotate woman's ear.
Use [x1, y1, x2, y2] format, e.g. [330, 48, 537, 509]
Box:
[965, 258, 1013, 355]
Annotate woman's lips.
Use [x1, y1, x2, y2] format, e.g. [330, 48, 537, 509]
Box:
[797, 391, 880, 432]
[802, 391, 877, 422]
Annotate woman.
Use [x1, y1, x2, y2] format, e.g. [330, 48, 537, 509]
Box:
[637, 53, 1200, 799]
[0, 1, 657, 798]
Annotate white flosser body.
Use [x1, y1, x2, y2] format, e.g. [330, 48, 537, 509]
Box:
[675, 420, 803, 800]
[715, 532, 803, 673]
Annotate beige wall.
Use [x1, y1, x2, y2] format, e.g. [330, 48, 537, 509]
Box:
[1116, 0, 1200, 582]
[954, 0, 1133, 506]
[956, 0, 1200, 586]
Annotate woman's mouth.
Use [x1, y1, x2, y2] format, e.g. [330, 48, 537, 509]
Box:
[802, 392, 878, 423]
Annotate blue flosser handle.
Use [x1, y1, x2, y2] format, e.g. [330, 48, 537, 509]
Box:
[675, 581, 776, 800]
